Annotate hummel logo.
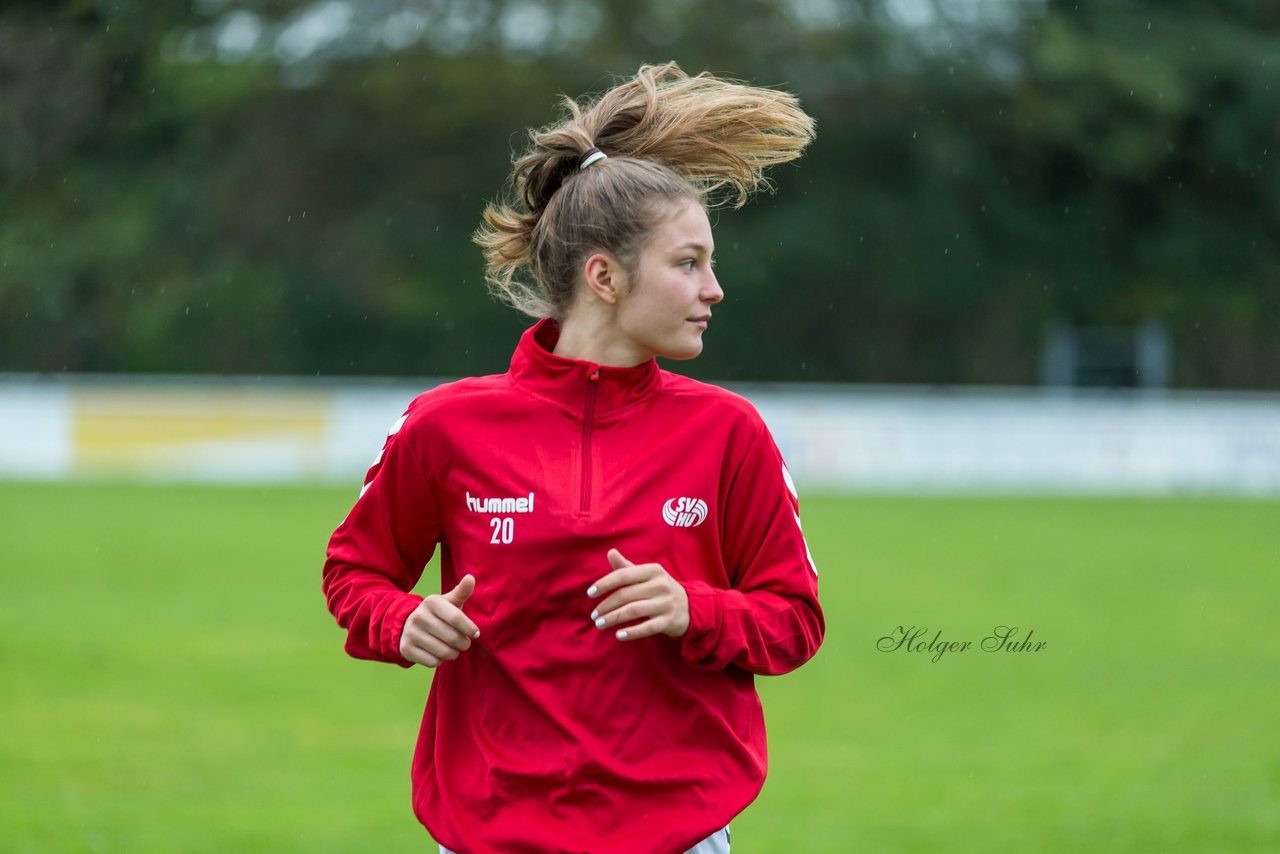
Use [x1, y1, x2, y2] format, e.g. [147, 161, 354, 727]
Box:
[662, 497, 708, 528]
[466, 491, 535, 513]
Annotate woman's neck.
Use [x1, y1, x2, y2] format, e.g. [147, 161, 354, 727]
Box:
[552, 310, 650, 368]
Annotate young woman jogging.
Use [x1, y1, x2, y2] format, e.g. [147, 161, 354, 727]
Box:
[323, 62, 825, 854]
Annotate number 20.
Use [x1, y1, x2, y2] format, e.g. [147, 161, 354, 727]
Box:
[489, 517, 514, 544]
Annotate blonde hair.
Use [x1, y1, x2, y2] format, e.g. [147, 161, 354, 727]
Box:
[474, 62, 816, 319]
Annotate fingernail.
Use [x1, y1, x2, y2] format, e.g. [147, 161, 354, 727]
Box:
[587, 585, 598, 597]
[617, 630, 629, 640]
[595, 617, 606, 629]
[472, 630, 480, 639]
[590, 609, 599, 621]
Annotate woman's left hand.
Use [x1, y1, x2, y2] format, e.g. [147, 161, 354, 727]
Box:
[587, 548, 690, 640]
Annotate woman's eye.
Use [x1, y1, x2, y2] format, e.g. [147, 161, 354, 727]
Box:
[679, 259, 696, 271]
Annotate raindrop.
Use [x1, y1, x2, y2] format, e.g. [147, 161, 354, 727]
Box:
[912, 130, 918, 139]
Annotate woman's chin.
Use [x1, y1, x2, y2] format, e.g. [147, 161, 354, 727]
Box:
[659, 339, 704, 361]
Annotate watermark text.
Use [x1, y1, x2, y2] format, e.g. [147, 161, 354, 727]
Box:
[877, 625, 1046, 663]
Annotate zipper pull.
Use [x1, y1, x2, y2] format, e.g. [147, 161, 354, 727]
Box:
[588, 368, 600, 381]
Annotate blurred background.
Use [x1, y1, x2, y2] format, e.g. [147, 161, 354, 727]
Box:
[3, 0, 1277, 386]
[2, 0, 1277, 491]
[2, 2, 1278, 852]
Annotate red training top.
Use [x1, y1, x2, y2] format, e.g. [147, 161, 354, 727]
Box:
[323, 319, 825, 854]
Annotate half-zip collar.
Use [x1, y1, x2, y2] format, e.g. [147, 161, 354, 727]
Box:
[508, 317, 662, 418]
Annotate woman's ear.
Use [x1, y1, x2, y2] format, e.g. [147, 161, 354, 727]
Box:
[582, 252, 623, 305]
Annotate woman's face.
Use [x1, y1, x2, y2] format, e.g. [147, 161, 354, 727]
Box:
[614, 198, 724, 361]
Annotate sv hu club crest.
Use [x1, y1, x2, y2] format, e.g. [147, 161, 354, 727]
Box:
[662, 497, 708, 528]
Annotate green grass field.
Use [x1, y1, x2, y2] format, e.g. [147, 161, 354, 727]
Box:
[2, 482, 1277, 852]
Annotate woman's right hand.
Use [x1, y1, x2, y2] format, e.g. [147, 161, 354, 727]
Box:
[399, 574, 480, 667]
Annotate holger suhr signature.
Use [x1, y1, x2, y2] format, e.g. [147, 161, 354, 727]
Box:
[877, 625, 1047, 663]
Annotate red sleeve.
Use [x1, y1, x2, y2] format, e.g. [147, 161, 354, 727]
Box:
[321, 404, 441, 667]
[679, 423, 825, 675]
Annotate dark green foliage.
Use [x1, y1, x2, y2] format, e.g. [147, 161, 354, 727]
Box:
[2, 1, 1276, 386]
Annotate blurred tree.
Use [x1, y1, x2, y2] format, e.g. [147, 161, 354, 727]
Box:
[0, 0, 1276, 387]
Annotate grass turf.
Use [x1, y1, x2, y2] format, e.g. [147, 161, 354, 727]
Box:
[1, 482, 1277, 852]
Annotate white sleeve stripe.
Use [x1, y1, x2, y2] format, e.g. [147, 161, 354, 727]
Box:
[781, 463, 798, 500]
[792, 511, 818, 576]
[359, 414, 406, 499]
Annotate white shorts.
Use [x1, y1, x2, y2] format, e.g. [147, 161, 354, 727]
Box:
[439, 825, 730, 854]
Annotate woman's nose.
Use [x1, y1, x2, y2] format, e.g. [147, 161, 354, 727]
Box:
[703, 271, 724, 304]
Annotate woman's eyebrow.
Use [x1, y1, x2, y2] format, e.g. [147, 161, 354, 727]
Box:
[672, 241, 712, 254]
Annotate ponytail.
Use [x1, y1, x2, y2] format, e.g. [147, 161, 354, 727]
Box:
[475, 62, 815, 318]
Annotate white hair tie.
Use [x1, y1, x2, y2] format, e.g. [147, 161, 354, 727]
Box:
[579, 147, 607, 170]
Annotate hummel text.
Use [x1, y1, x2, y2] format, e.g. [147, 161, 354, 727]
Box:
[466, 491, 536, 513]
